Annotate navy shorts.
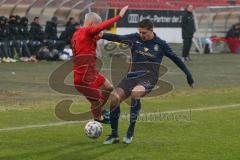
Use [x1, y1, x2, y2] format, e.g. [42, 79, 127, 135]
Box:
[117, 71, 157, 98]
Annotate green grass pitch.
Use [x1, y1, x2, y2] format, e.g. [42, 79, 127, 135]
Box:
[0, 53, 240, 160]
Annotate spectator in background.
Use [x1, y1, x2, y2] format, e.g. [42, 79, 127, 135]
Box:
[0, 16, 7, 63]
[226, 23, 240, 39]
[45, 17, 65, 51]
[65, 17, 79, 45]
[59, 17, 73, 45]
[30, 17, 45, 42]
[45, 16, 58, 51]
[19, 17, 37, 62]
[181, 4, 196, 62]
[8, 15, 22, 60]
[45, 16, 58, 40]
[29, 17, 45, 57]
[225, 23, 240, 54]
[0, 16, 16, 63]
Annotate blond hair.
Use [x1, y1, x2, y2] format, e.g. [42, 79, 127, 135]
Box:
[84, 12, 102, 25]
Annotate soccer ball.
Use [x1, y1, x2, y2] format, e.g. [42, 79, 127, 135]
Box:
[84, 121, 103, 139]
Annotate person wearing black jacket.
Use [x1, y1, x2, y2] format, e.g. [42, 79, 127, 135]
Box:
[45, 16, 58, 40]
[181, 4, 196, 61]
[19, 17, 37, 62]
[226, 23, 240, 38]
[19, 17, 30, 42]
[0, 16, 7, 61]
[0, 16, 10, 62]
[65, 17, 79, 45]
[0, 16, 17, 63]
[45, 16, 65, 51]
[8, 15, 22, 60]
[29, 17, 45, 42]
[29, 17, 45, 56]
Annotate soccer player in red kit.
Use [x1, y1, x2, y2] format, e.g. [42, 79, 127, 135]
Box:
[71, 5, 128, 123]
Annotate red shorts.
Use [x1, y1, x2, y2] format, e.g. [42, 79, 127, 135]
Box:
[74, 72, 105, 102]
[225, 38, 240, 54]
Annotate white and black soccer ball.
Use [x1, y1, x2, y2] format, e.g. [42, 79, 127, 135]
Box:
[84, 121, 103, 139]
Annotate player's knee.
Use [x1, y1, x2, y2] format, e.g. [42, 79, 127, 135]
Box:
[110, 93, 120, 107]
[131, 86, 145, 99]
[131, 91, 142, 99]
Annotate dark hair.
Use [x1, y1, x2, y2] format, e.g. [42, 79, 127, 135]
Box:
[20, 17, 28, 24]
[15, 15, 21, 20]
[51, 16, 58, 22]
[34, 17, 39, 21]
[139, 19, 154, 30]
[68, 17, 74, 22]
[9, 15, 16, 19]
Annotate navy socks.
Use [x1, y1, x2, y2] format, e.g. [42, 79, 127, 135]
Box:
[110, 106, 120, 137]
[127, 99, 141, 137]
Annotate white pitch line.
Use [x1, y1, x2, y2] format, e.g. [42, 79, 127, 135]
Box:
[120, 103, 240, 120]
[143, 103, 240, 115]
[0, 103, 240, 132]
[0, 121, 83, 132]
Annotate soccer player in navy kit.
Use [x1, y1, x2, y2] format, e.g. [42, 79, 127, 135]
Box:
[102, 19, 194, 144]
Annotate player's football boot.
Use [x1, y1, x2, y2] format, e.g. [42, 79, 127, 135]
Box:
[103, 135, 119, 144]
[122, 134, 133, 144]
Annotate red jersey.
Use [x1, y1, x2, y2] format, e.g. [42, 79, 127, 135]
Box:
[72, 15, 121, 81]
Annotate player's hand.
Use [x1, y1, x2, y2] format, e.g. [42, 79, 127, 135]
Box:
[119, 5, 129, 17]
[95, 31, 103, 40]
[186, 74, 194, 88]
[98, 31, 103, 38]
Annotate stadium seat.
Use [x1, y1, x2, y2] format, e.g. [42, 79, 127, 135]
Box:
[94, 0, 240, 10]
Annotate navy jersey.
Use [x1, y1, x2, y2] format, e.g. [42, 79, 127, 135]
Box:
[102, 33, 192, 79]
